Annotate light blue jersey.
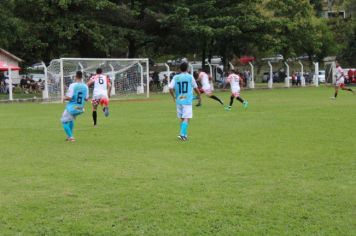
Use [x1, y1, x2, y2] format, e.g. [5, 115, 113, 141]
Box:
[66, 82, 89, 116]
[169, 73, 197, 105]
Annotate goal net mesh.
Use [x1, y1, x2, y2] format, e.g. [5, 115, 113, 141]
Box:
[47, 58, 149, 102]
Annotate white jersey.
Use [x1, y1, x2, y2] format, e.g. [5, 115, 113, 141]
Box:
[336, 66, 345, 84]
[227, 73, 241, 91]
[90, 74, 110, 98]
[199, 72, 211, 90]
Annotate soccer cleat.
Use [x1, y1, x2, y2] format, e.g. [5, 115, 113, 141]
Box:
[103, 107, 109, 117]
[177, 135, 187, 141]
[330, 97, 336, 100]
[225, 106, 231, 111]
[243, 101, 249, 109]
[66, 137, 76, 142]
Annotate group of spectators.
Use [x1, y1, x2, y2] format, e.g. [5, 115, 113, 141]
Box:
[0, 73, 10, 94]
[0, 72, 44, 95]
[19, 76, 44, 93]
[149, 71, 172, 91]
[291, 71, 302, 86]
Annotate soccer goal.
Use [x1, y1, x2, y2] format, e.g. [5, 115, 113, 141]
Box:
[46, 58, 150, 102]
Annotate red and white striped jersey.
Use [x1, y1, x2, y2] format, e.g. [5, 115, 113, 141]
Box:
[90, 74, 110, 98]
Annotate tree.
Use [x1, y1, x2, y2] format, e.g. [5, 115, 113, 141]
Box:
[264, 0, 337, 62]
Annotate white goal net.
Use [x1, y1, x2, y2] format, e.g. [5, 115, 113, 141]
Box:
[46, 58, 149, 102]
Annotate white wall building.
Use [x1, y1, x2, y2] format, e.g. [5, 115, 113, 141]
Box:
[0, 48, 22, 82]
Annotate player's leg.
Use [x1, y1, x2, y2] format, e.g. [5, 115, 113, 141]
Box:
[225, 95, 234, 111]
[177, 105, 185, 140]
[180, 118, 189, 140]
[177, 105, 191, 141]
[341, 84, 355, 94]
[332, 86, 339, 99]
[92, 101, 98, 126]
[207, 91, 224, 105]
[101, 97, 110, 117]
[69, 120, 74, 132]
[61, 110, 74, 141]
[196, 88, 204, 106]
[236, 96, 248, 108]
[62, 122, 73, 140]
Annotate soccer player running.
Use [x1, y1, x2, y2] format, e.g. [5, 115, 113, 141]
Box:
[169, 62, 201, 141]
[87, 68, 112, 126]
[225, 70, 248, 111]
[331, 63, 355, 99]
[60, 71, 89, 142]
[193, 69, 224, 107]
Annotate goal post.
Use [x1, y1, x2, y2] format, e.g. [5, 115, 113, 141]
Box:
[47, 58, 150, 102]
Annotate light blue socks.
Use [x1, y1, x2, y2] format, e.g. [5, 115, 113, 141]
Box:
[180, 121, 188, 137]
[62, 122, 73, 138]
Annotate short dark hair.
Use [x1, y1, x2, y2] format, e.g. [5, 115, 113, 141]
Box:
[96, 68, 103, 74]
[180, 62, 188, 72]
[76, 71, 83, 79]
[193, 71, 199, 79]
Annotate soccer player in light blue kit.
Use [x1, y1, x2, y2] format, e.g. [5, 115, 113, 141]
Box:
[169, 62, 200, 141]
[60, 71, 89, 142]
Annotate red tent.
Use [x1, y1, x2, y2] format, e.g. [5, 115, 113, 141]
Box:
[0, 61, 21, 71]
[239, 56, 255, 65]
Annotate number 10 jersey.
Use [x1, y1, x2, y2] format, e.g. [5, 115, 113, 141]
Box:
[169, 72, 198, 105]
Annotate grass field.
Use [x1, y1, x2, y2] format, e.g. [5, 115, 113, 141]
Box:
[0, 87, 355, 235]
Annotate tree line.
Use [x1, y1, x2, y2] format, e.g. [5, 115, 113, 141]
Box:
[0, 0, 355, 67]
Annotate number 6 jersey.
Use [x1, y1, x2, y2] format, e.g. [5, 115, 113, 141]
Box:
[90, 74, 111, 99]
[66, 82, 89, 115]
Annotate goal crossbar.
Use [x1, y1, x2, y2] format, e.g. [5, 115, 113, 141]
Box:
[45, 58, 150, 102]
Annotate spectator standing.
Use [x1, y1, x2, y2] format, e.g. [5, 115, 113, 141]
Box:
[291, 71, 296, 86]
[20, 76, 27, 92]
[4, 77, 10, 94]
[0, 73, 5, 93]
[152, 71, 160, 90]
[296, 72, 301, 86]
[347, 69, 353, 84]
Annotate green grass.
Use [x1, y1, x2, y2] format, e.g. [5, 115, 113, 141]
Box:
[0, 92, 42, 101]
[0, 87, 355, 235]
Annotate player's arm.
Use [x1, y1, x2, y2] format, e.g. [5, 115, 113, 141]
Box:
[85, 86, 89, 102]
[194, 87, 201, 96]
[168, 78, 176, 102]
[87, 77, 94, 87]
[63, 84, 74, 102]
[63, 96, 72, 102]
[192, 77, 201, 100]
[240, 76, 245, 87]
[224, 75, 231, 89]
[196, 74, 202, 82]
[106, 76, 112, 98]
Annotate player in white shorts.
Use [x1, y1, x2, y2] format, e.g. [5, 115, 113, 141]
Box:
[331, 63, 354, 99]
[225, 70, 248, 111]
[87, 68, 112, 126]
[193, 69, 224, 107]
[169, 62, 200, 141]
